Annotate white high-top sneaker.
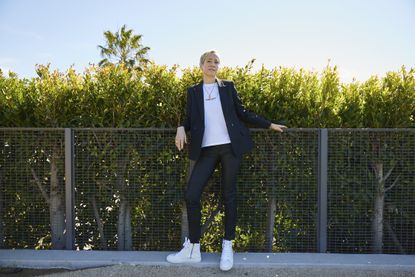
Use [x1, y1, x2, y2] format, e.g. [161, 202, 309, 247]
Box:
[166, 237, 201, 263]
[220, 239, 234, 271]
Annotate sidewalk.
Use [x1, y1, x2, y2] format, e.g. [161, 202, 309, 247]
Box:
[1, 250, 414, 276]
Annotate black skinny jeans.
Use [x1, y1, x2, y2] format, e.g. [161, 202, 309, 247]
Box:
[185, 143, 242, 243]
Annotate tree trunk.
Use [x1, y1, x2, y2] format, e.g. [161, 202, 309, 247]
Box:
[116, 157, 132, 250]
[181, 202, 189, 242]
[0, 170, 3, 248]
[372, 192, 384, 253]
[265, 141, 277, 252]
[117, 196, 132, 251]
[117, 198, 126, 250]
[91, 196, 107, 250]
[201, 206, 221, 236]
[265, 196, 277, 252]
[181, 160, 195, 241]
[385, 220, 405, 254]
[49, 152, 65, 249]
[124, 201, 132, 250]
[372, 162, 384, 254]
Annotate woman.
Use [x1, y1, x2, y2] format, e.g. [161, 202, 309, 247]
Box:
[167, 50, 286, 271]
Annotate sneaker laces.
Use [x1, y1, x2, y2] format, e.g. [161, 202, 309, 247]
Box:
[175, 237, 192, 257]
[182, 237, 191, 248]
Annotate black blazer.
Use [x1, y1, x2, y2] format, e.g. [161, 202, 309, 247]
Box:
[181, 79, 271, 160]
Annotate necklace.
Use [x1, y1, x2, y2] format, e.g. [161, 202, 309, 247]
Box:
[204, 84, 216, 101]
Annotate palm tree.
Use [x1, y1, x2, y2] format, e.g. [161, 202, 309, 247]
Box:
[98, 24, 150, 71]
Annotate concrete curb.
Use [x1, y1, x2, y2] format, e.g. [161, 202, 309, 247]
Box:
[1, 250, 414, 272]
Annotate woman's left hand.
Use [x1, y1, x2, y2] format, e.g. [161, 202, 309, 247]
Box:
[269, 123, 287, 132]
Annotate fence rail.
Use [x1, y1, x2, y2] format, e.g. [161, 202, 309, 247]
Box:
[0, 128, 414, 254]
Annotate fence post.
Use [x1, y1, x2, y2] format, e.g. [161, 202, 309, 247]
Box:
[317, 128, 328, 253]
[65, 128, 75, 250]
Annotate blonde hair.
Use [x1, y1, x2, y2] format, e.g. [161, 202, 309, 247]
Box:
[199, 50, 220, 68]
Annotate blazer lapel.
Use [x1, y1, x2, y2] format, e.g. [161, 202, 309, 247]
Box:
[195, 82, 204, 123]
[217, 78, 230, 117]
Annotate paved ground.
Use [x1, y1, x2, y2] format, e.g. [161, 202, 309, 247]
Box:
[2, 265, 414, 277]
[0, 267, 69, 276]
[1, 250, 414, 277]
[12, 264, 415, 277]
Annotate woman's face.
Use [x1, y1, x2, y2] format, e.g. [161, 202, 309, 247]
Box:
[201, 53, 220, 78]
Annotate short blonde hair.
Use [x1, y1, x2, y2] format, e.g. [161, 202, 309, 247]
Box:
[199, 50, 220, 68]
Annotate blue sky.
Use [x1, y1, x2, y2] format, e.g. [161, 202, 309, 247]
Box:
[0, 0, 414, 82]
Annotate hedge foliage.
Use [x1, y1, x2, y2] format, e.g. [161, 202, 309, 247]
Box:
[1, 63, 414, 128]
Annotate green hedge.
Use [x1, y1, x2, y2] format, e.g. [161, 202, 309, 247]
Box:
[1, 63, 414, 128]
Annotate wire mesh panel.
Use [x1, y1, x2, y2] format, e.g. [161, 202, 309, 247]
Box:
[0, 128, 65, 249]
[73, 128, 319, 252]
[327, 129, 415, 254]
[166, 129, 318, 253]
[73, 128, 187, 251]
[203, 129, 319, 253]
[3, 128, 413, 254]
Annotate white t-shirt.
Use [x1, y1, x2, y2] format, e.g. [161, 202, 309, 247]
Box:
[201, 83, 231, 147]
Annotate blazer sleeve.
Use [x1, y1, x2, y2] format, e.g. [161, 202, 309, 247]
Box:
[231, 82, 271, 129]
[180, 88, 191, 132]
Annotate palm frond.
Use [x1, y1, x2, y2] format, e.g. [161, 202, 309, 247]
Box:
[97, 24, 150, 69]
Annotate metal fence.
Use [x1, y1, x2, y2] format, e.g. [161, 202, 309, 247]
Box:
[0, 128, 413, 254]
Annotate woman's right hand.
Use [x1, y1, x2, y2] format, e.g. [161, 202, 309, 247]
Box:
[175, 126, 187, 151]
